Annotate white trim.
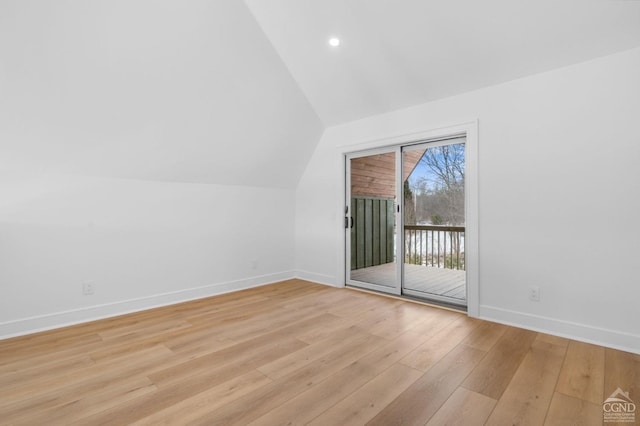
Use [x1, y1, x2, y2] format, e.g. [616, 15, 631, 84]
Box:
[338, 120, 479, 316]
[295, 270, 337, 287]
[465, 121, 479, 317]
[346, 279, 400, 294]
[345, 145, 399, 158]
[336, 154, 347, 288]
[403, 288, 466, 309]
[480, 305, 640, 355]
[336, 120, 475, 152]
[0, 271, 296, 341]
[394, 147, 403, 295]
[402, 135, 466, 152]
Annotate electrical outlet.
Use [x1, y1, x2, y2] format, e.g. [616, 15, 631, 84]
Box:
[528, 285, 540, 302]
[83, 282, 95, 296]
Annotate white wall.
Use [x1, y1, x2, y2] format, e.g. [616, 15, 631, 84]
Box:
[295, 47, 640, 353]
[0, 0, 319, 338]
[0, 173, 295, 337]
[0, 0, 322, 187]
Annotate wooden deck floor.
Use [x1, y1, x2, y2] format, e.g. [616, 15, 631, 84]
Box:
[351, 263, 466, 302]
[0, 280, 637, 425]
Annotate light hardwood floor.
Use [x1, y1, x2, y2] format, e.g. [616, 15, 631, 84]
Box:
[0, 280, 637, 425]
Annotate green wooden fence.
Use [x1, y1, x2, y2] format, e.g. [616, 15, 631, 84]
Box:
[350, 197, 395, 270]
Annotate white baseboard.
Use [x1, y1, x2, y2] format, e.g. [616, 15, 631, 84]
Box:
[0, 271, 296, 341]
[295, 270, 338, 287]
[7, 275, 636, 356]
[480, 305, 640, 355]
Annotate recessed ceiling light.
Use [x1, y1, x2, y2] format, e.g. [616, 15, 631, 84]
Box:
[329, 38, 341, 47]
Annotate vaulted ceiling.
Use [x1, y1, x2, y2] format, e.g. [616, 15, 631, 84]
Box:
[0, 0, 322, 187]
[2, 1, 640, 186]
[245, 0, 640, 125]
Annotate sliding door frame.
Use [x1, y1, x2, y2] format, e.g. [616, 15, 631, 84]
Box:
[338, 120, 479, 317]
[400, 137, 468, 308]
[345, 146, 403, 295]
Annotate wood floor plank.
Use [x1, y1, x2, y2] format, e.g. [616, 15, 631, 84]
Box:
[364, 302, 436, 340]
[327, 292, 400, 319]
[248, 331, 430, 426]
[544, 392, 603, 426]
[188, 333, 387, 426]
[604, 348, 640, 412]
[0, 339, 98, 374]
[131, 371, 272, 426]
[367, 344, 487, 426]
[293, 313, 356, 344]
[400, 316, 480, 371]
[461, 320, 508, 352]
[148, 333, 307, 389]
[0, 344, 175, 406]
[183, 296, 282, 325]
[71, 353, 294, 425]
[535, 332, 571, 348]
[0, 352, 95, 388]
[344, 300, 407, 328]
[462, 326, 538, 400]
[5, 376, 157, 425]
[407, 307, 461, 337]
[257, 324, 371, 379]
[142, 325, 238, 358]
[97, 319, 192, 341]
[556, 341, 605, 405]
[0, 332, 103, 364]
[203, 304, 328, 343]
[275, 287, 346, 312]
[307, 363, 423, 426]
[426, 387, 497, 426]
[485, 339, 567, 425]
[0, 279, 636, 426]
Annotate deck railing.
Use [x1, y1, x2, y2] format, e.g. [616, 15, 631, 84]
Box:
[404, 225, 465, 270]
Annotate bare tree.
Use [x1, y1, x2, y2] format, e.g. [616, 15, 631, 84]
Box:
[416, 143, 465, 225]
[420, 144, 465, 192]
[404, 143, 465, 269]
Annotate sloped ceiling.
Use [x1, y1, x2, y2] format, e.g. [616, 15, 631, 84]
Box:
[3, 1, 640, 187]
[0, 0, 322, 188]
[244, 0, 640, 126]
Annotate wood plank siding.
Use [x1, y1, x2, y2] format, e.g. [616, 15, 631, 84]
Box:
[351, 197, 395, 270]
[350, 150, 424, 198]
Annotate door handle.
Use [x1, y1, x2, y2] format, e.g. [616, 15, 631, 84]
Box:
[345, 217, 354, 229]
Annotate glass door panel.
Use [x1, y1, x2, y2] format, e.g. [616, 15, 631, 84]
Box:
[346, 150, 400, 294]
[402, 138, 467, 306]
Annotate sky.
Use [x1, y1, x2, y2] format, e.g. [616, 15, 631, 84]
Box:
[406, 143, 465, 192]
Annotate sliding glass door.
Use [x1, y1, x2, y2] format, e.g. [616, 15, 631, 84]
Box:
[345, 148, 401, 294]
[345, 137, 467, 308]
[401, 138, 466, 306]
